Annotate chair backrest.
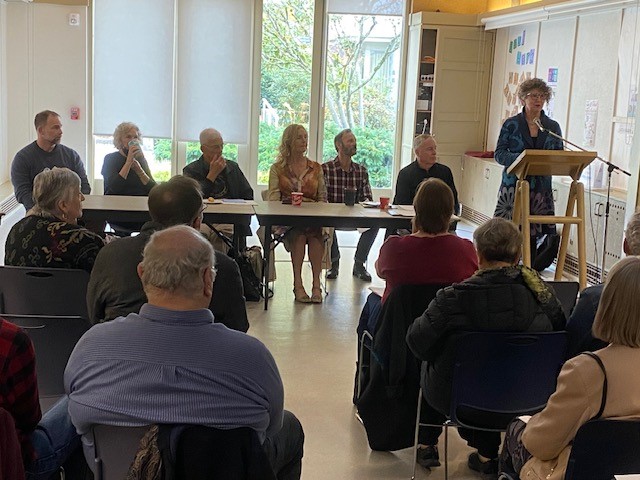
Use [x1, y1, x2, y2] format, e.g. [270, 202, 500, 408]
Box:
[546, 280, 580, 319]
[0, 266, 90, 318]
[565, 419, 640, 480]
[92, 425, 149, 480]
[3, 314, 91, 398]
[162, 425, 277, 480]
[450, 331, 567, 431]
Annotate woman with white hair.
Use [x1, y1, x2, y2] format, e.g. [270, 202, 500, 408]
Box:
[5, 167, 104, 272]
[102, 121, 155, 196]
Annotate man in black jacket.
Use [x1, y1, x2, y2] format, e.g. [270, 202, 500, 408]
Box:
[183, 128, 253, 251]
[406, 218, 565, 474]
[87, 175, 249, 332]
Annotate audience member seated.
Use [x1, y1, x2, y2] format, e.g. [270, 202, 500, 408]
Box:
[360, 178, 477, 336]
[183, 127, 253, 252]
[406, 217, 566, 474]
[322, 129, 377, 282]
[0, 316, 85, 478]
[267, 123, 328, 304]
[87, 175, 248, 332]
[500, 255, 640, 480]
[11, 110, 91, 211]
[566, 210, 640, 358]
[66, 226, 304, 480]
[388, 134, 458, 237]
[102, 121, 156, 236]
[5, 167, 104, 273]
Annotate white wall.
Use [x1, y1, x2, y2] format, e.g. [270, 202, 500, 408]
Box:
[3, 2, 88, 186]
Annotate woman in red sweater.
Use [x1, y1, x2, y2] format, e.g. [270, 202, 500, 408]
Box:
[376, 178, 478, 303]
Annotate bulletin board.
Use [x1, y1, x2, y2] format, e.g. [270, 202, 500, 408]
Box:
[498, 23, 539, 125]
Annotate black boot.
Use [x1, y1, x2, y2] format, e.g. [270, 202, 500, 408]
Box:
[327, 261, 339, 279]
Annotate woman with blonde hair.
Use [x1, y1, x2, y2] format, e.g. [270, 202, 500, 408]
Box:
[267, 124, 327, 303]
[5, 167, 104, 272]
[500, 255, 640, 479]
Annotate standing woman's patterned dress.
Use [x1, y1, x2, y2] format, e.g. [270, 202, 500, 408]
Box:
[494, 108, 563, 237]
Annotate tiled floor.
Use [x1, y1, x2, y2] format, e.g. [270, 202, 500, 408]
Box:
[246, 223, 488, 479]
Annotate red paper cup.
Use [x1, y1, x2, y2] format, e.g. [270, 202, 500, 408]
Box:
[379, 197, 390, 209]
[291, 192, 303, 206]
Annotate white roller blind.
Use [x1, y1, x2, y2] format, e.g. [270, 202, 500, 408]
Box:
[93, 0, 174, 138]
[176, 0, 253, 144]
[327, 0, 403, 15]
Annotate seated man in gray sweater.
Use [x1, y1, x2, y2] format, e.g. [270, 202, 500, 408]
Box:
[11, 110, 91, 210]
[67, 226, 304, 479]
[87, 175, 249, 332]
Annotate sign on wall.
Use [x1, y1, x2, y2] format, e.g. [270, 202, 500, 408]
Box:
[499, 23, 539, 124]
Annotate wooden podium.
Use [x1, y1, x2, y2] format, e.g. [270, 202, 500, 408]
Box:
[508, 149, 596, 289]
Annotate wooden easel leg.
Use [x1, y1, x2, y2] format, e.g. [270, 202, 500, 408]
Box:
[576, 182, 587, 289]
[555, 182, 577, 281]
[521, 181, 531, 267]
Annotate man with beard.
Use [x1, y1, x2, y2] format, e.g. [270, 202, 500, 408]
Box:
[322, 129, 378, 281]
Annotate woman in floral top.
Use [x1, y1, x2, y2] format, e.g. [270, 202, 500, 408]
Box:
[5, 167, 104, 273]
[268, 124, 327, 304]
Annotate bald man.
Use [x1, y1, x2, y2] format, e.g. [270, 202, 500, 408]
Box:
[183, 128, 253, 250]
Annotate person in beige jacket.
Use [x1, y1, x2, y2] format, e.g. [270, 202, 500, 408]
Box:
[500, 255, 640, 480]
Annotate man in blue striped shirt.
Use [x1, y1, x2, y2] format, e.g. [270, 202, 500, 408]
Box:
[65, 225, 304, 478]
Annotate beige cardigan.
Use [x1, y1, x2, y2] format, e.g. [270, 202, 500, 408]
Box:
[520, 344, 640, 480]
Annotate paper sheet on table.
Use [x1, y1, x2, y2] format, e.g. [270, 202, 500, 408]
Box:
[204, 198, 258, 205]
[615, 476, 640, 479]
[221, 199, 258, 205]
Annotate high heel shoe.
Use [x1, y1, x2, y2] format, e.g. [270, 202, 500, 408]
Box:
[311, 287, 323, 304]
[293, 287, 311, 303]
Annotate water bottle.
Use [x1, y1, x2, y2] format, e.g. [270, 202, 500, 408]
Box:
[128, 139, 145, 161]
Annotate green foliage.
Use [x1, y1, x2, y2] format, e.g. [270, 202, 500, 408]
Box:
[153, 139, 172, 161]
[257, 121, 392, 188]
[257, 123, 282, 184]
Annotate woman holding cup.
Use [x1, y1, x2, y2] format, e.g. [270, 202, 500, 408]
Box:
[102, 122, 156, 196]
[267, 124, 328, 304]
[102, 122, 156, 235]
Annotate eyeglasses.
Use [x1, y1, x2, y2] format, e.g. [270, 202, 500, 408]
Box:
[525, 93, 547, 100]
[203, 143, 224, 150]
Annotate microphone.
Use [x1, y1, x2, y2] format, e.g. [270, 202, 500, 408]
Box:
[533, 118, 545, 132]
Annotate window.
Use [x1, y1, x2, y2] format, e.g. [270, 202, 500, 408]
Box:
[320, 11, 402, 188]
[257, 0, 405, 187]
[92, 0, 253, 183]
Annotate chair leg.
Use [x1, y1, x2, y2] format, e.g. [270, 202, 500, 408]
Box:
[356, 331, 373, 400]
[444, 423, 449, 480]
[411, 388, 423, 480]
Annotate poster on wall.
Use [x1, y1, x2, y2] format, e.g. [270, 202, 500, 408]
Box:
[546, 67, 559, 119]
[500, 24, 539, 125]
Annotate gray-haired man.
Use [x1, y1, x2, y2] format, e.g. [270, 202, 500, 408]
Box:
[67, 226, 304, 479]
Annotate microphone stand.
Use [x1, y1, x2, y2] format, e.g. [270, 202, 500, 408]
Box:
[536, 120, 631, 282]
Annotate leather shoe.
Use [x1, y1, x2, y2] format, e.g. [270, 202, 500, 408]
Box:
[327, 262, 339, 280]
[352, 263, 372, 282]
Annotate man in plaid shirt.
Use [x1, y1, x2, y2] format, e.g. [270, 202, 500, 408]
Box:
[322, 129, 378, 281]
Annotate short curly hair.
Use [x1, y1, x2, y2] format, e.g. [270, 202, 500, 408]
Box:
[517, 78, 552, 102]
[473, 218, 522, 264]
[113, 122, 141, 150]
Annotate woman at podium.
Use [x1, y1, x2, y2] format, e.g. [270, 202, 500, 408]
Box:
[494, 78, 563, 269]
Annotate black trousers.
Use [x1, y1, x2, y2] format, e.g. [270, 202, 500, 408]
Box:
[331, 228, 379, 265]
[263, 410, 305, 480]
[419, 397, 501, 459]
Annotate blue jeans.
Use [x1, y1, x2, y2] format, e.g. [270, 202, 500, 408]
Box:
[26, 396, 82, 480]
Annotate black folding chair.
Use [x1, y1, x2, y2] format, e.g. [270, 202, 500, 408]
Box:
[412, 331, 567, 479]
